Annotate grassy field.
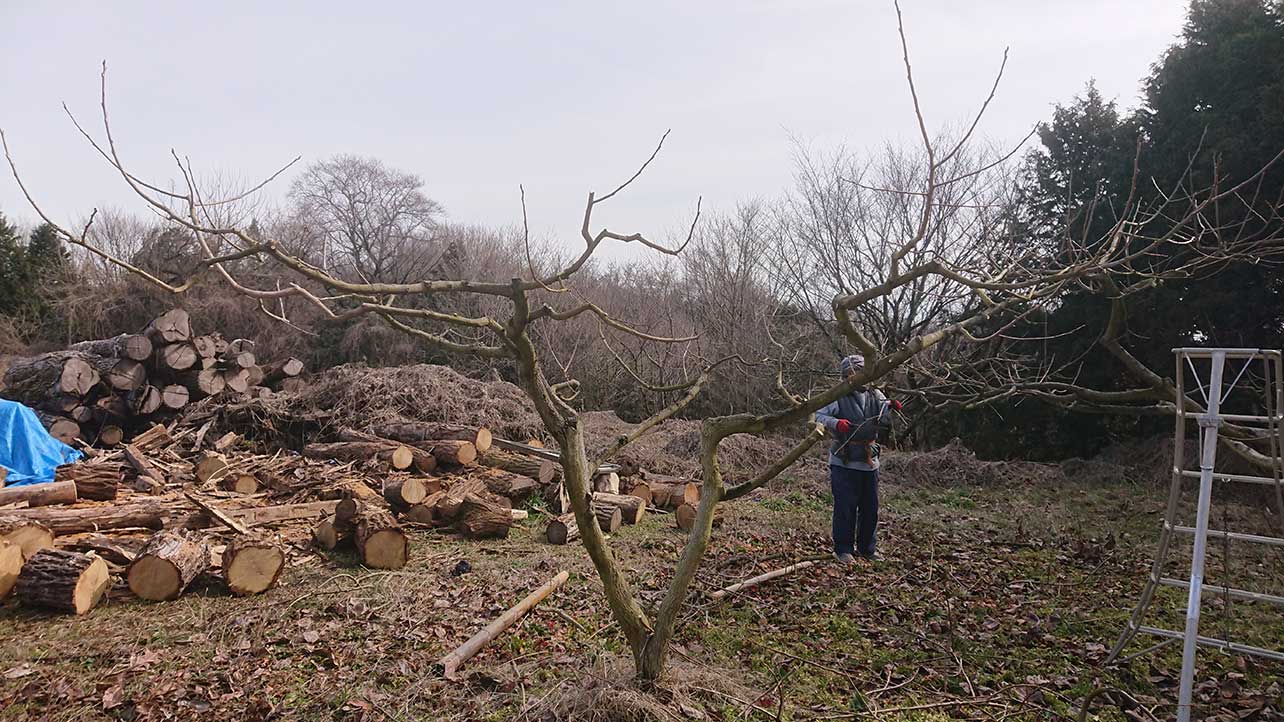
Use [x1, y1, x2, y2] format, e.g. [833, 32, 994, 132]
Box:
[1, 457, 1281, 721]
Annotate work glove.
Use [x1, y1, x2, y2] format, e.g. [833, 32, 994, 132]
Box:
[835, 419, 852, 434]
[889, 399, 903, 411]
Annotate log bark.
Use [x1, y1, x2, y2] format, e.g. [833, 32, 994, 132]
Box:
[4, 499, 170, 534]
[621, 479, 652, 506]
[400, 502, 436, 525]
[592, 492, 646, 524]
[68, 333, 153, 362]
[122, 444, 167, 492]
[354, 507, 407, 569]
[0, 480, 78, 508]
[0, 516, 55, 559]
[436, 570, 569, 680]
[648, 479, 700, 509]
[456, 493, 513, 539]
[0, 539, 22, 599]
[233, 500, 339, 528]
[371, 422, 492, 454]
[592, 502, 622, 533]
[423, 440, 477, 466]
[16, 549, 111, 614]
[130, 424, 173, 453]
[479, 450, 557, 484]
[481, 469, 539, 501]
[222, 534, 285, 595]
[156, 343, 199, 372]
[383, 477, 429, 508]
[262, 357, 304, 387]
[2, 352, 100, 402]
[335, 429, 438, 472]
[61, 533, 143, 565]
[545, 514, 579, 545]
[145, 308, 192, 343]
[434, 477, 488, 522]
[56, 462, 121, 501]
[127, 530, 210, 601]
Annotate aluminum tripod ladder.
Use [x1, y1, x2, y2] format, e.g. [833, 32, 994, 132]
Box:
[1107, 348, 1284, 722]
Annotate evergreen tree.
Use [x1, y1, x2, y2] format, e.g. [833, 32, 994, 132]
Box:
[0, 212, 30, 317]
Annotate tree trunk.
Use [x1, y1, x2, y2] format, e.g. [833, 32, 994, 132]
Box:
[68, 333, 153, 362]
[127, 530, 210, 601]
[593, 492, 646, 524]
[545, 513, 579, 545]
[0, 516, 55, 559]
[16, 549, 111, 614]
[145, 308, 192, 344]
[0, 480, 78, 508]
[371, 422, 492, 454]
[222, 534, 285, 595]
[3, 351, 100, 402]
[456, 493, 513, 539]
[353, 507, 407, 569]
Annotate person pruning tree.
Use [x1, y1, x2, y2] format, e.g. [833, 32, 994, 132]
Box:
[816, 354, 901, 563]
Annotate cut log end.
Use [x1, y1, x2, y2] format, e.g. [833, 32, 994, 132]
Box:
[0, 539, 23, 599]
[223, 539, 285, 595]
[126, 531, 210, 602]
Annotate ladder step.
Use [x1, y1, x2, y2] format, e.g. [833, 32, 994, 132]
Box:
[1157, 577, 1284, 607]
[1178, 469, 1283, 487]
[1170, 525, 1284, 547]
[1137, 626, 1284, 662]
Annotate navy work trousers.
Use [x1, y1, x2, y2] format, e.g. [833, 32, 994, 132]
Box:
[830, 465, 878, 557]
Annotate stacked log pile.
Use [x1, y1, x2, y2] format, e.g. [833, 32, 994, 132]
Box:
[2, 309, 305, 447]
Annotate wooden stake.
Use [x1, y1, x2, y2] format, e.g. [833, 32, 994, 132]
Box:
[708, 560, 818, 602]
[437, 570, 569, 680]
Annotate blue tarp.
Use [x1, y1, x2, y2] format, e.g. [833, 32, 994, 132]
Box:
[0, 399, 83, 486]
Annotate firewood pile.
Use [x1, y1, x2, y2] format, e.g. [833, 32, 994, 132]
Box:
[1, 308, 305, 448]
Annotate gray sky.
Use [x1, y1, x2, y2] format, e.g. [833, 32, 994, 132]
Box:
[2, 0, 1189, 253]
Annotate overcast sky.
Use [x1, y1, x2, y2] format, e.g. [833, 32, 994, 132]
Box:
[2, 1, 1189, 255]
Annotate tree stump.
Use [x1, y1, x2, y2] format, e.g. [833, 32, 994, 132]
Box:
[16, 549, 111, 614]
[222, 535, 285, 595]
[354, 508, 407, 569]
[127, 530, 210, 601]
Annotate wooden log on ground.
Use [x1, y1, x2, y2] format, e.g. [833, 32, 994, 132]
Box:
[178, 368, 225, 398]
[545, 514, 579, 545]
[219, 473, 259, 495]
[372, 422, 492, 454]
[129, 384, 163, 416]
[2, 352, 100, 402]
[304, 441, 419, 471]
[145, 308, 192, 344]
[0, 539, 22, 599]
[313, 517, 341, 550]
[592, 502, 622, 533]
[593, 472, 620, 494]
[456, 493, 513, 539]
[222, 534, 285, 595]
[68, 333, 153, 362]
[16, 549, 110, 614]
[707, 560, 818, 602]
[423, 439, 477, 466]
[433, 477, 488, 522]
[35, 412, 80, 445]
[221, 348, 256, 369]
[317, 479, 381, 503]
[127, 530, 210, 601]
[245, 366, 265, 387]
[0, 480, 78, 508]
[96, 424, 125, 447]
[156, 343, 199, 373]
[399, 502, 436, 525]
[479, 450, 557, 484]
[620, 479, 652, 506]
[92, 395, 129, 419]
[383, 477, 429, 508]
[56, 462, 121, 501]
[592, 492, 646, 524]
[437, 570, 569, 680]
[230, 500, 341, 528]
[262, 357, 304, 387]
[674, 503, 724, 532]
[191, 334, 219, 360]
[353, 507, 407, 569]
[0, 516, 55, 559]
[481, 469, 539, 501]
[160, 384, 189, 410]
[5, 499, 169, 535]
[648, 478, 700, 509]
[61, 534, 143, 565]
[335, 429, 438, 472]
[194, 452, 229, 484]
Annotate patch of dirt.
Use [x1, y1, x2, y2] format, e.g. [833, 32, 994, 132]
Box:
[881, 437, 1065, 487]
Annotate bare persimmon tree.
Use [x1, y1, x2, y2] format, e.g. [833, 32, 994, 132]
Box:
[4, 2, 1282, 685]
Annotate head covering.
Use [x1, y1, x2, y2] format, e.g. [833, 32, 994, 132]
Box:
[840, 354, 865, 376]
